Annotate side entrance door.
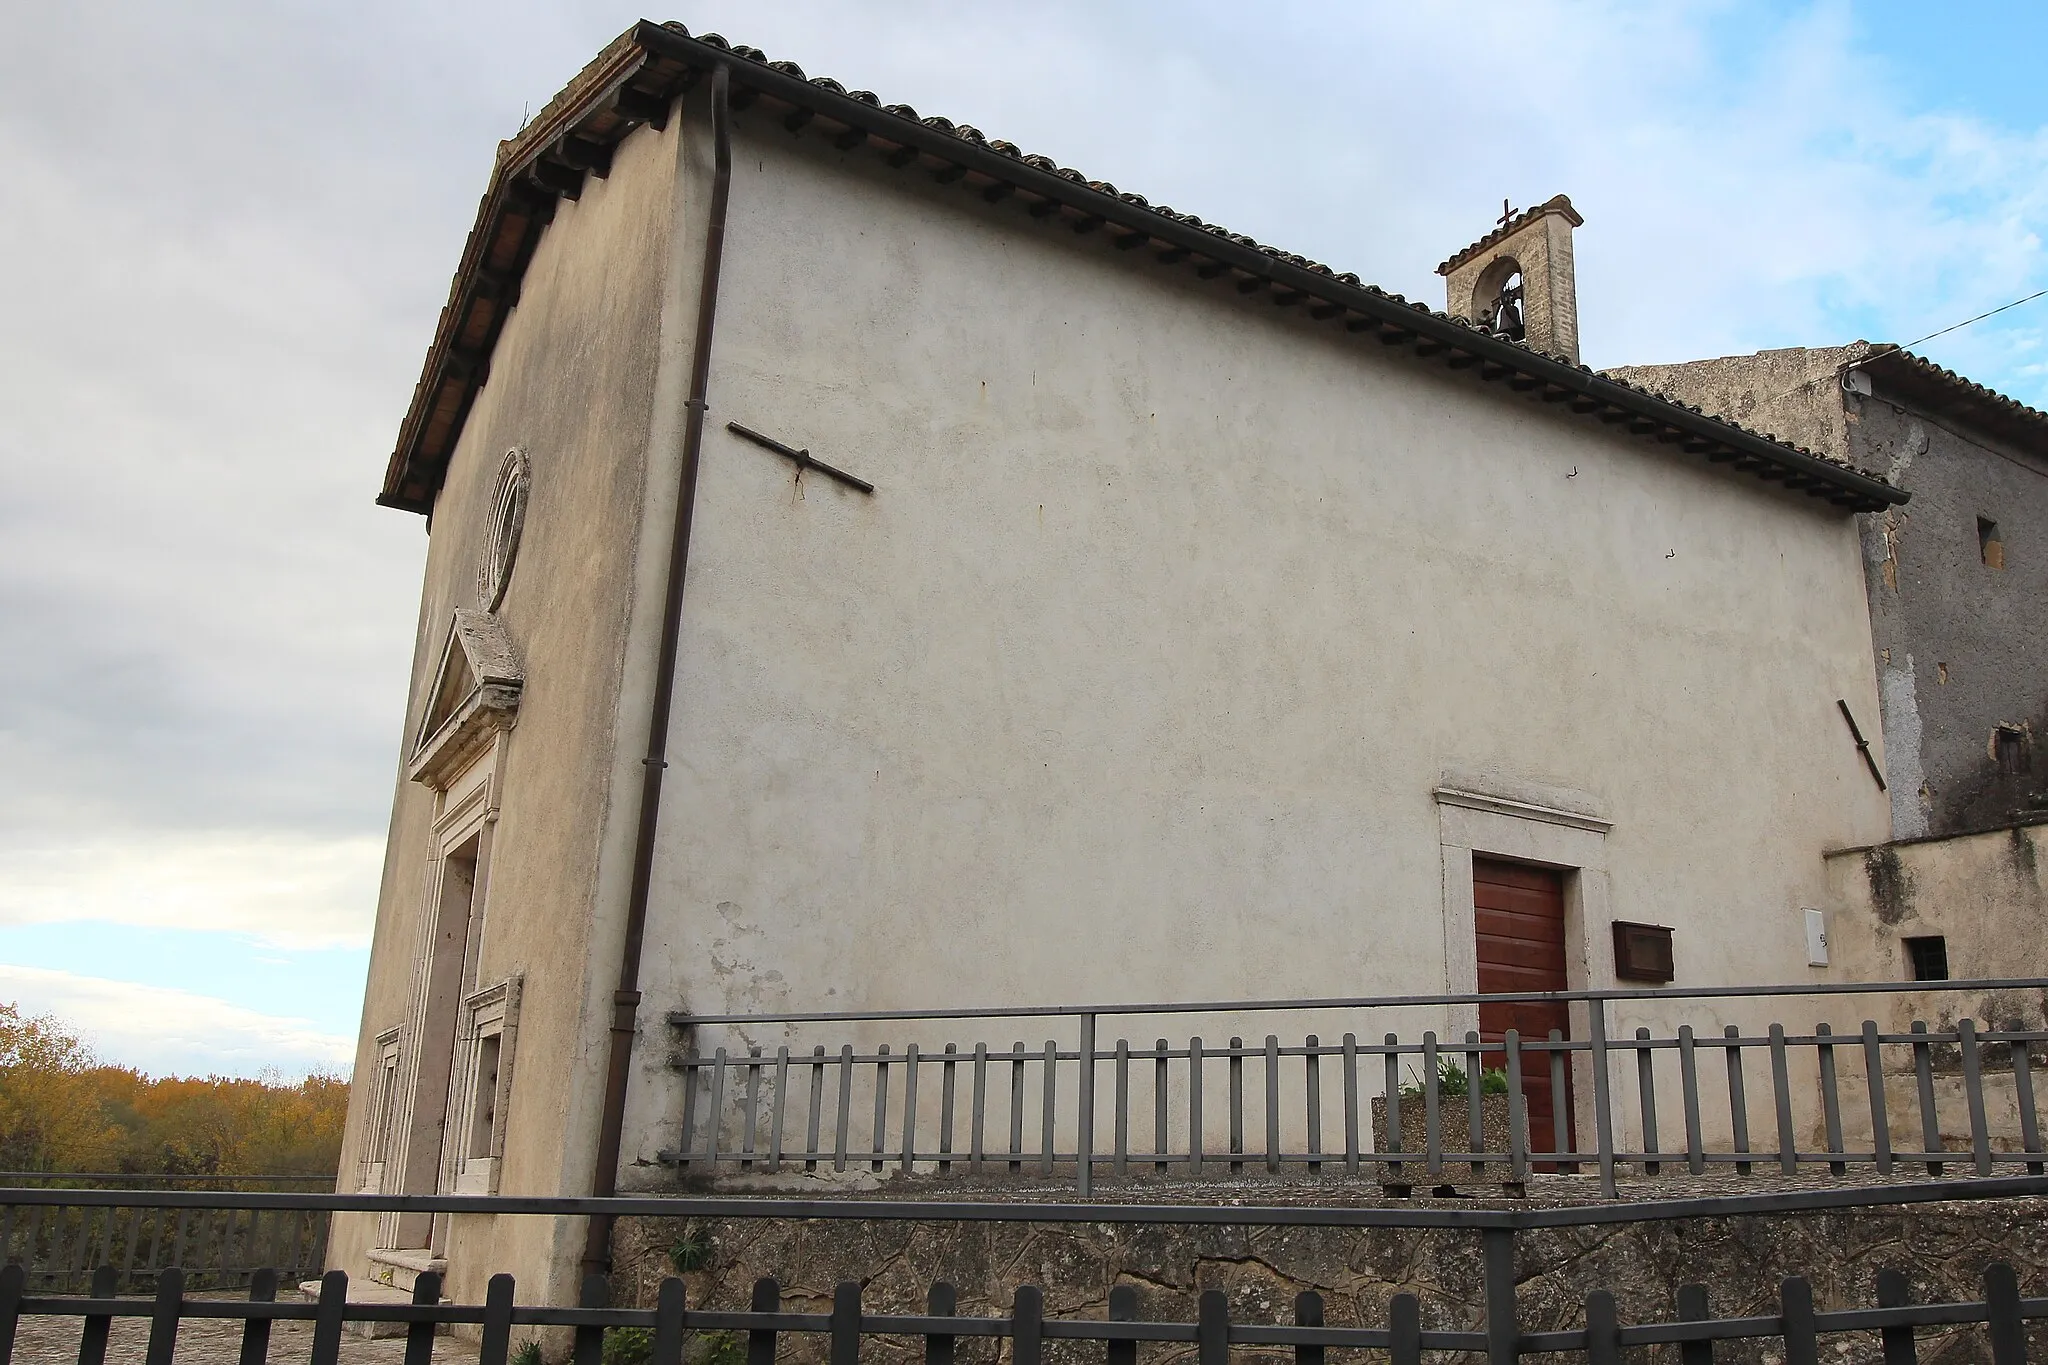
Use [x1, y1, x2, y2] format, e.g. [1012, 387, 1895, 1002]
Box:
[1473, 856, 1574, 1156]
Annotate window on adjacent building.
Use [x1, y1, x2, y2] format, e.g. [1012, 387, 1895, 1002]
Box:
[1979, 517, 2004, 569]
[1996, 725, 2029, 776]
[1904, 934, 1949, 982]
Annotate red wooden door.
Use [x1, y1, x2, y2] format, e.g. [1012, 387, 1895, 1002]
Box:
[1473, 857, 1574, 1155]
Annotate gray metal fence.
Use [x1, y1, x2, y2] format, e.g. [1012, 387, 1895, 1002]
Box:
[664, 979, 2048, 1196]
[0, 1179, 330, 1295]
[2, 1262, 2041, 1365]
[7, 1180, 2048, 1365]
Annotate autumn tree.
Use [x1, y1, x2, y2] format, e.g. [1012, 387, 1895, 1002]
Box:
[0, 1002, 347, 1180]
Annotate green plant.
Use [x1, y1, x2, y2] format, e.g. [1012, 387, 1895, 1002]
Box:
[510, 1342, 543, 1365]
[603, 1325, 654, 1365]
[668, 1225, 714, 1273]
[1399, 1057, 1510, 1101]
[694, 1330, 746, 1365]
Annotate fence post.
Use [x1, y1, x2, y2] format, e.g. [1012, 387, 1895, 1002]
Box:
[479, 1273, 516, 1365]
[1197, 1289, 1229, 1365]
[925, 1281, 955, 1365]
[1769, 1024, 1798, 1176]
[1077, 1013, 1096, 1196]
[1294, 1289, 1325, 1365]
[1635, 1027, 1661, 1176]
[1014, 1284, 1045, 1365]
[1467, 1031, 1487, 1178]
[1343, 1033, 1361, 1174]
[2013, 1030, 2043, 1176]
[404, 1270, 442, 1365]
[1267, 1034, 1283, 1174]
[238, 1267, 277, 1365]
[1389, 1293, 1421, 1365]
[1813, 1024, 1845, 1178]
[1985, 1263, 2023, 1365]
[1874, 1268, 1915, 1365]
[0, 1263, 22, 1365]
[1040, 1040, 1058, 1177]
[1109, 1280, 1138, 1365]
[1676, 1283, 1714, 1365]
[78, 1262, 115, 1365]
[1230, 1037, 1246, 1175]
[902, 1044, 921, 1175]
[1863, 1021, 1894, 1177]
[573, 1272, 608, 1365]
[1912, 1021, 1942, 1176]
[1583, 1290, 1619, 1365]
[653, 1277, 689, 1365]
[1423, 1031, 1442, 1181]
[1725, 1025, 1753, 1177]
[1959, 1019, 1992, 1176]
[1780, 1276, 1818, 1365]
[1483, 1226, 1519, 1365]
[1384, 1033, 1406, 1186]
[147, 1266, 188, 1365]
[830, 1281, 861, 1365]
[1505, 1031, 1529, 1186]
[308, 1269, 343, 1365]
[1589, 1000, 1617, 1197]
[872, 1044, 891, 1173]
[1114, 1037, 1130, 1181]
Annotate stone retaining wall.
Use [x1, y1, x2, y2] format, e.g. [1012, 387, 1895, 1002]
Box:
[611, 1193, 2048, 1364]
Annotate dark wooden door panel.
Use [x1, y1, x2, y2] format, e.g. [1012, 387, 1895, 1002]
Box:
[1473, 856, 1574, 1156]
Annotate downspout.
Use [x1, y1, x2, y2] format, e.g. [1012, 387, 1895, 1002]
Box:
[581, 60, 731, 1277]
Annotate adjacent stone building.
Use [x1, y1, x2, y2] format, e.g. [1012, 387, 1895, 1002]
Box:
[334, 24, 1911, 1309]
[1607, 344, 2048, 841]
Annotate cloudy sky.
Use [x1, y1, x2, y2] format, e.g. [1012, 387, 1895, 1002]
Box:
[2, 1, 2043, 1079]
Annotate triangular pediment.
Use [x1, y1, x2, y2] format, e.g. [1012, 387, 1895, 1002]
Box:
[409, 609, 523, 788]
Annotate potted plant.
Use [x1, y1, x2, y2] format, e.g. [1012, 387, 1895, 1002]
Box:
[1369, 1056, 1518, 1167]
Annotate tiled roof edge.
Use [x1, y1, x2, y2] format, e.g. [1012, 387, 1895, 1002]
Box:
[1861, 346, 2048, 450]
[1435, 194, 1584, 276]
[378, 23, 1903, 516]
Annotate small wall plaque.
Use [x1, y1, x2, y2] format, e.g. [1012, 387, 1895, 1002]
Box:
[1612, 920, 1675, 983]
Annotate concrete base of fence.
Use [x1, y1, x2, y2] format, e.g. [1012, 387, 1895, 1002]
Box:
[610, 1187, 2048, 1361]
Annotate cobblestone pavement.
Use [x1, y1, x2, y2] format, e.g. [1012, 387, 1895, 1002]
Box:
[7, 1310, 483, 1365]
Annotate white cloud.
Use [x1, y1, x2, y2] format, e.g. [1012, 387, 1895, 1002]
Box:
[0, 833, 382, 950]
[0, 964, 353, 1080]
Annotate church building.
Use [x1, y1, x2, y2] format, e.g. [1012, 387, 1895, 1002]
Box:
[333, 22, 1905, 1310]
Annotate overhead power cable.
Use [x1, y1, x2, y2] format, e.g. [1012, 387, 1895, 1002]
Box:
[1744, 286, 2048, 410]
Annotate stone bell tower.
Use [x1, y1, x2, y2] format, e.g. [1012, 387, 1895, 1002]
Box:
[1437, 194, 1583, 364]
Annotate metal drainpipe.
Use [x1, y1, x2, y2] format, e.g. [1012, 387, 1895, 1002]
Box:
[580, 61, 731, 1279]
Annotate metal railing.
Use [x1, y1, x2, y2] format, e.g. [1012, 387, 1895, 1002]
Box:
[3, 1262, 2040, 1365]
[0, 1198, 328, 1295]
[665, 979, 2048, 1196]
[5, 1184, 2048, 1363]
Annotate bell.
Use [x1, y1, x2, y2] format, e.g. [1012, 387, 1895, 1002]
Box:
[1494, 295, 1524, 342]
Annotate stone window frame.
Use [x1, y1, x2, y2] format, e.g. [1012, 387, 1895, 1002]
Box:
[360, 1028, 403, 1194]
[452, 976, 522, 1195]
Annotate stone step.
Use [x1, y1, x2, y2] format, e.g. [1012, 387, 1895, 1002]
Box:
[366, 1246, 449, 1295]
[296, 1277, 419, 1339]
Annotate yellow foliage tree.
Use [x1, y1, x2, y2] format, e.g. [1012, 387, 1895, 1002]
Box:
[0, 1002, 348, 1180]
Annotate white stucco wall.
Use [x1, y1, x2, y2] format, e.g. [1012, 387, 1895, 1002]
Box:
[613, 114, 1894, 1176]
